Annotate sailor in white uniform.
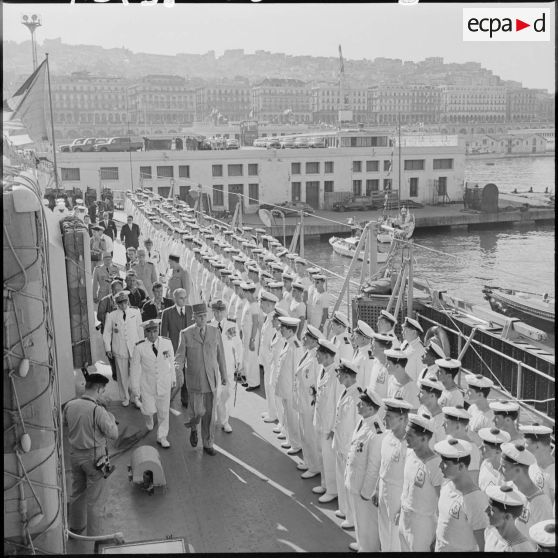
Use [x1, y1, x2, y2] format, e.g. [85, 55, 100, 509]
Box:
[436, 357, 465, 408]
[130, 319, 175, 447]
[400, 316, 425, 383]
[350, 320, 375, 389]
[417, 375, 446, 448]
[529, 519, 556, 552]
[520, 423, 555, 505]
[344, 388, 385, 552]
[332, 359, 361, 530]
[478, 426, 511, 492]
[385, 348, 420, 409]
[376, 309, 400, 349]
[373, 397, 412, 552]
[329, 311, 354, 363]
[294, 325, 322, 478]
[490, 400, 523, 442]
[417, 339, 446, 384]
[369, 332, 393, 401]
[465, 374, 495, 447]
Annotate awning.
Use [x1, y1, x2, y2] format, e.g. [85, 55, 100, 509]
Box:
[5, 134, 34, 147]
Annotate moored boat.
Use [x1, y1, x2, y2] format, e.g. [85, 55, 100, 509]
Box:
[482, 285, 555, 333]
[329, 235, 388, 262]
[377, 206, 415, 243]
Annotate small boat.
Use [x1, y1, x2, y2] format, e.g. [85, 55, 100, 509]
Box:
[482, 285, 555, 333]
[485, 162, 495, 166]
[329, 236, 388, 263]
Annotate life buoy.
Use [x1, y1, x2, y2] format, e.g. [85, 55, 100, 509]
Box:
[424, 325, 451, 357]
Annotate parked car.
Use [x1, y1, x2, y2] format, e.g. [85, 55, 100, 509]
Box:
[93, 137, 143, 152]
[333, 196, 376, 212]
[253, 138, 266, 148]
[71, 138, 98, 152]
[60, 138, 86, 152]
[226, 138, 240, 149]
[277, 201, 315, 215]
[266, 139, 282, 149]
[309, 137, 326, 148]
[279, 137, 297, 149]
[294, 137, 310, 148]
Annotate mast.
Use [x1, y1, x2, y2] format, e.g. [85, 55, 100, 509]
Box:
[46, 53, 60, 189]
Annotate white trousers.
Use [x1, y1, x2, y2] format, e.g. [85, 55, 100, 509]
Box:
[142, 391, 170, 439]
[244, 345, 260, 387]
[398, 509, 436, 552]
[298, 406, 321, 472]
[350, 492, 380, 552]
[316, 431, 337, 495]
[216, 381, 234, 426]
[378, 480, 401, 552]
[280, 397, 301, 450]
[263, 364, 278, 420]
[335, 452, 354, 523]
[114, 356, 131, 403]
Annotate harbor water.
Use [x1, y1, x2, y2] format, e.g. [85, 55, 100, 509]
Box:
[304, 156, 555, 311]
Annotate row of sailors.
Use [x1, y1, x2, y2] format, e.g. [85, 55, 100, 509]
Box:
[122, 194, 555, 551]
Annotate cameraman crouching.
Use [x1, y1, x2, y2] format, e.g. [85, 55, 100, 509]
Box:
[63, 373, 119, 536]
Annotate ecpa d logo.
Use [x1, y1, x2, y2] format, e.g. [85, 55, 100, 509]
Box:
[463, 8, 550, 41]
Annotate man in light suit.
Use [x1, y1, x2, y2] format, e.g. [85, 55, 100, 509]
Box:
[161, 288, 193, 407]
[130, 319, 175, 448]
[175, 303, 228, 456]
[103, 290, 143, 406]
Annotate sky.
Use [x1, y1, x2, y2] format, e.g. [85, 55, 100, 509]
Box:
[3, 1, 555, 92]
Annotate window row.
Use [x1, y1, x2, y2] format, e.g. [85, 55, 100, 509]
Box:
[212, 184, 259, 206]
[212, 163, 259, 177]
[139, 165, 190, 179]
[351, 158, 454, 172]
[291, 161, 335, 175]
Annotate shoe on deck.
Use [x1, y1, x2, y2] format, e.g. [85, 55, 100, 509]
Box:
[287, 447, 302, 455]
[301, 470, 320, 479]
[312, 486, 327, 495]
[203, 446, 217, 456]
[318, 493, 338, 504]
[340, 520, 354, 530]
[296, 462, 309, 471]
[223, 423, 233, 433]
[157, 438, 170, 448]
[335, 510, 346, 519]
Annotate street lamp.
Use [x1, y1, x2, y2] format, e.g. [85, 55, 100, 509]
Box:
[21, 14, 42, 71]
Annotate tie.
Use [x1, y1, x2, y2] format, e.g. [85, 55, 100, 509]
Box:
[320, 366, 325, 380]
[179, 307, 183, 317]
[123, 311, 126, 321]
[357, 419, 363, 431]
[341, 388, 347, 399]
[152, 343, 158, 357]
[218, 322, 223, 333]
[200, 327, 205, 340]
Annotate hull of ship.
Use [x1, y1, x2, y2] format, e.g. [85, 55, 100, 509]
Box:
[485, 295, 555, 333]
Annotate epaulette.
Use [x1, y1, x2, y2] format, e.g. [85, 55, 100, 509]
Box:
[136, 339, 145, 345]
[368, 349, 374, 359]
[293, 339, 301, 348]
[227, 317, 237, 323]
[344, 337, 351, 344]
[374, 422, 383, 434]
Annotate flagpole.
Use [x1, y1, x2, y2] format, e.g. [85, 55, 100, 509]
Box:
[45, 53, 60, 190]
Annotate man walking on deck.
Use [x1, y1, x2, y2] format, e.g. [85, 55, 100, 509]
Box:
[175, 303, 228, 456]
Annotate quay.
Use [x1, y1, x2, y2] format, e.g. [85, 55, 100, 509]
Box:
[239, 202, 555, 240]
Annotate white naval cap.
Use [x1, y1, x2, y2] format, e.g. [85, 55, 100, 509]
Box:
[529, 520, 555, 549]
[408, 413, 435, 434]
[233, 255, 247, 263]
[354, 320, 374, 339]
[419, 375, 444, 393]
[379, 309, 397, 324]
[114, 290, 130, 302]
[359, 387, 383, 409]
[372, 331, 394, 344]
[268, 281, 284, 289]
[231, 278, 242, 286]
[286, 253, 297, 260]
[292, 281, 305, 291]
[247, 265, 260, 273]
[382, 397, 413, 413]
[307, 267, 321, 275]
[273, 307, 289, 318]
[384, 348, 408, 360]
[337, 359, 359, 375]
[478, 427, 511, 445]
[259, 290, 279, 303]
[426, 340, 446, 360]
[251, 248, 264, 254]
[501, 440, 537, 466]
[294, 257, 307, 265]
[282, 272, 296, 281]
[255, 228, 266, 234]
[270, 262, 284, 271]
[305, 325, 322, 341]
[278, 316, 300, 328]
[317, 338, 337, 355]
[435, 357, 462, 370]
[240, 282, 257, 291]
[442, 406, 471, 422]
[276, 248, 288, 257]
[434, 437, 473, 459]
[332, 311, 349, 328]
[403, 316, 423, 333]
[519, 423, 553, 438]
[489, 400, 520, 415]
[464, 373, 494, 389]
[486, 484, 526, 509]
[141, 318, 161, 330]
[313, 274, 327, 281]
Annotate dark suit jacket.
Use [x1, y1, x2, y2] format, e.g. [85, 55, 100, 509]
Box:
[120, 222, 141, 249]
[161, 305, 193, 351]
[97, 294, 117, 333]
[175, 324, 227, 393]
[142, 297, 174, 321]
[99, 219, 117, 241]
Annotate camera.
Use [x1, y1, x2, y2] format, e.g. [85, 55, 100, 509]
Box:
[95, 454, 115, 479]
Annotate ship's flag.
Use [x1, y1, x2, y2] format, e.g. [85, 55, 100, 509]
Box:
[4, 59, 51, 145]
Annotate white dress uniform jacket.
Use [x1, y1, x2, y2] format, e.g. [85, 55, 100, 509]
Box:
[402, 337, 425, 384]
[103, 307, 143, 358]
[332, 332, 354, 362]
[352, 345, 374, 389]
